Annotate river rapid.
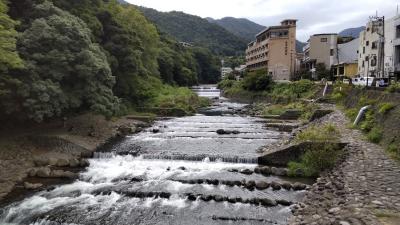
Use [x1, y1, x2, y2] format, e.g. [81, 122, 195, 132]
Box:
[0, 86, 309, 225]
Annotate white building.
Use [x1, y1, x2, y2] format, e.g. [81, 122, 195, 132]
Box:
[384, 14, 400, 77]
[221, 67, 233, 79]
[358, 16, 385, 77]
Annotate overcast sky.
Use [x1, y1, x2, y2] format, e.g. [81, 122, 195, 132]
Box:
[126, 0, 399, 42]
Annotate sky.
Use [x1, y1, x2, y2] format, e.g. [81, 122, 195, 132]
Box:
[126, 0, 399, 42]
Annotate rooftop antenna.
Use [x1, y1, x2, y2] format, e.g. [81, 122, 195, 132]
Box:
[397, 5, 399, 15]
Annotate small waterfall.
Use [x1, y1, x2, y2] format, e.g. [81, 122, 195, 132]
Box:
[140, 154, 259, 164]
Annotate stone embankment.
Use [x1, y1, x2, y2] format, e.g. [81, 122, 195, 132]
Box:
[0, 113, 150, 204]
[290, 106, 400, 225]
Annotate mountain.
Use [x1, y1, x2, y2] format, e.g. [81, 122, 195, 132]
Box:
[208, 17, 307, 53]
[138, 7, 247, 56]
[206, 17, 265, 43]
[339, 26, 365, 38]
[296, 40, 306, 53]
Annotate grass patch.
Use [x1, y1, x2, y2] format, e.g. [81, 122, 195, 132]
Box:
[294, 123, 340, 143]
[378, 103, 395, 114]
[261, 102, 319, 120]
[367, 127, 383, 143]
[150, 86, 210, 115]
[288, 143, 344, 177]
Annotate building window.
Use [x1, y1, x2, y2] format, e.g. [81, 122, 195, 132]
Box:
[362, 61, 365, 67]
[371, 55, 377, 67]
[363, 47, 365, 54]
[371, 41, 378, 49]
[366, 41, 369, 46]
[321, 38, 328, 42]
[330, 49, 334, 56]
[396, 25, 400, 38]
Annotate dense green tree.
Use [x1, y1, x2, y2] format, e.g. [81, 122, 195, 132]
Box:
[14, 2, 119, 122]
[242, 69, 273, 91]
[98, 1, 160, 104]
[0, 0, 24, 115]
[158, 33, 198, 86]
[0, 0, 22, 71]
[192, 47, 221, 84]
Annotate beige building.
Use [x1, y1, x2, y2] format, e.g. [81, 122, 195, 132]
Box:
[384, 14, 400, 78]
[303, 34, 338, 78]
[358, 17, 384, 77]
[245, 19, 297, 80]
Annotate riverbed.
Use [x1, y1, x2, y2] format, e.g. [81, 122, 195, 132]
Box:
[0, 86, 309, 225]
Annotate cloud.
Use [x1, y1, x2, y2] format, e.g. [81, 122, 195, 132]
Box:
[126, 0, 399, 41]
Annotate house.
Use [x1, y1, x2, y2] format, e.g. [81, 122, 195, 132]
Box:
[303, 34, 339, 79]
[332, 38, 359, 78]
[358, 16, 385, 78]
[384, 14, 400, 79]
[245, 19, 297, 80]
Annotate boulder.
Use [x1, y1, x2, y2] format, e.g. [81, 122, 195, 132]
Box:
[34, 158, 49, 167]
[24, 182, 43, 190]
[117, 125, 135, 135]
[28, 168, 38, 177]
[293, 182, 307, 191]
[260, 198, 277, 207]
[231, 130, 240, 134]
[281, 182, 292, 190]
[79, 158, 90, 167]
[239, 169, 253, 175]
[270, 181, 281, 190]
[259, 166, 272, 176]
[187, 194, 197, 201]
[271, 167, 287, 176]
[214, 195, 223, 202]
[255, 181, 270, 190]
[56, 159, 70, 167]
[51, 170, 78, 179]
[245, 180, 256, 189]
[69, 158, 80, 167]
[254, 167, 261, 174]
[152, 128, 160, 133]
[36, 167, 51, 178]
[277, 199, 292, 206]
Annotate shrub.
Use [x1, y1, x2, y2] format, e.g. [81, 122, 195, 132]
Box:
[367, 127, 383, 143]
[360, 110, 375, 132]
[288, 143, 343, 177]
[242, 70, 273, 91]
[295, 124, 340, 143]
[345, 108, 359, 121]
[378, 103, 395, 114]
[386, 82, 400, 93]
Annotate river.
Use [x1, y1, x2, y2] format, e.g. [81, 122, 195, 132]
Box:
[0, 86, 309, 225]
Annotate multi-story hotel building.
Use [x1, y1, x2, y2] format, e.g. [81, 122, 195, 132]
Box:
[245, 19, 297, 80]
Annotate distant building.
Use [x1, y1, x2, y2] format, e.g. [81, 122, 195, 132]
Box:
[384, 14, 400, 78]
[234, 65, 247, 73]
[245, 19, 297, 80]
[221, 67, 233, 79]
[358, 16, 385, 78]
[179, 42, 193, 48]
[303, 34, 339, 78]
[332, 38, 359, 78]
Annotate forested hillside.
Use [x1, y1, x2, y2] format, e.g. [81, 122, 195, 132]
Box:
[138, 7, 247, 56]
[206, 17, 265, 43]
[0, 0, 220, 123]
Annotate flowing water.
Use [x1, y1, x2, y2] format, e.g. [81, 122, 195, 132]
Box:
[0, 86, 309, 225]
